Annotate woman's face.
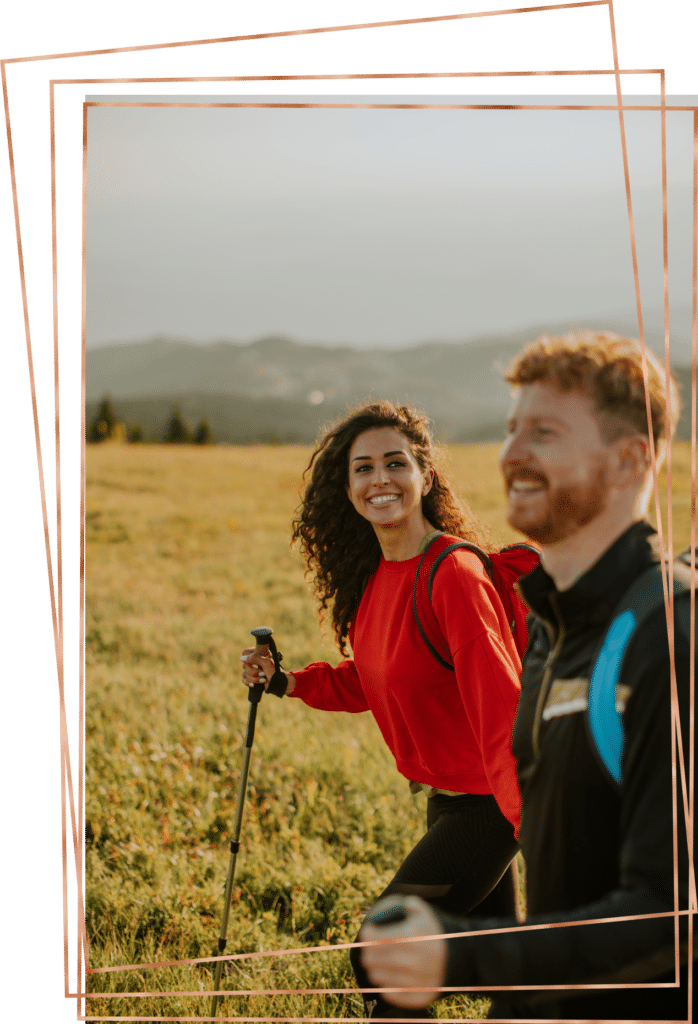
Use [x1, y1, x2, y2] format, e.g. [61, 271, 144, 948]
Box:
[345, 426, 434, 531]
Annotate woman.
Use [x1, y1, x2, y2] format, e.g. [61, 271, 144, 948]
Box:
[241, 401, 523, 1019]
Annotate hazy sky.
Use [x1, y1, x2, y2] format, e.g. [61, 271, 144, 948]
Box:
[86, 94, 697, 351]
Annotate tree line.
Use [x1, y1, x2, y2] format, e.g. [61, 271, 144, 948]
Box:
[87, 396, 214, 445]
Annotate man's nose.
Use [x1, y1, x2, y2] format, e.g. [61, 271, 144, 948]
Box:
[499, 430, 530, 470]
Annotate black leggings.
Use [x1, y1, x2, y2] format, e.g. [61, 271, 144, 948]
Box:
[349, 792, 519, 1019]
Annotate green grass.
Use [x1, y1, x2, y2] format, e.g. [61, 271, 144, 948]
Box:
[85, 441, 693, 1019]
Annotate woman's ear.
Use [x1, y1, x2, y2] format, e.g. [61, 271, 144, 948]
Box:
[422, 468, 435, 496]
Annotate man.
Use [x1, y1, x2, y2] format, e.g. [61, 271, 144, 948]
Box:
[360, 331, 695, 1020]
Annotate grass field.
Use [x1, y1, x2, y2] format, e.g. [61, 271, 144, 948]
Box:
[85, 441, 694, 1020]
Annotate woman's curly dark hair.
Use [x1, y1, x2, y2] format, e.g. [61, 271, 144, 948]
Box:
[292, 400, 492, 656]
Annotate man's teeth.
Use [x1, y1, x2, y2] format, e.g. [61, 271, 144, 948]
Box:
[510, 480, 545, 492]
[369, 494, 399, 505]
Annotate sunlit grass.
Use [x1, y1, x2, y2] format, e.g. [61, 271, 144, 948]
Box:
[85, 441, 692, 1019]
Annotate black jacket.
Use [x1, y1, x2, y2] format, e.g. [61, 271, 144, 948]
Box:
[438, 522, 695, 1019]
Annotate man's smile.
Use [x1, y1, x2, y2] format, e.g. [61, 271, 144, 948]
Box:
[509, 479, 546, 494]
[506, 472, 548, 498]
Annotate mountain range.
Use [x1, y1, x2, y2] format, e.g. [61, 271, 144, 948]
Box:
[86, 321, 695, 444]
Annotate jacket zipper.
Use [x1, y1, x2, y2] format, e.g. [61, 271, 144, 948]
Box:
[531, 592, 566, 760]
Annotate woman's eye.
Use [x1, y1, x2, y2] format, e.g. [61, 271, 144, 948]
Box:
[387, 459, 407, 468]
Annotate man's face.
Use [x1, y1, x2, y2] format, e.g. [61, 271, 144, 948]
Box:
[499, 382, 613, 545]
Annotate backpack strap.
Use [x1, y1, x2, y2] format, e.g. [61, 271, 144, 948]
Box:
[587, 558, 692, 786]
[428, 541, 494, 599]
[413, 534, 492, 671]
[500, 543, 542, 558]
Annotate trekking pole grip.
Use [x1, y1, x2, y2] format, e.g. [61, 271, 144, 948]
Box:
[249, 626, 273, 705]
[250, 625, 287, 698]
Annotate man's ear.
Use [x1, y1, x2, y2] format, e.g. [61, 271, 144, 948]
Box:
[613, 435, 651, 488]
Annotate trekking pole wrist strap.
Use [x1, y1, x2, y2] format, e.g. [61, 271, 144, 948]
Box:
[265, 635, 287, 697]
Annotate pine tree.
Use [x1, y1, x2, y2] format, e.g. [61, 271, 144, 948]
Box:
[193, 419, 213, 445]
[87, 396, 119, 443]
[126, 423, 146, 443]
[163, 406, 192, 444]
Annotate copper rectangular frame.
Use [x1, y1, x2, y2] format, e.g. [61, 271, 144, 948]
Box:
[76, 87, 697, 1016]
[1, 4, 691, 1019]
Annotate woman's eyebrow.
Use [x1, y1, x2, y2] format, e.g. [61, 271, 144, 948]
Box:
[351, 449, 406, 462]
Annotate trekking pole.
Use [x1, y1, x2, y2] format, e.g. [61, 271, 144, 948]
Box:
[210, 626, 286, 1019]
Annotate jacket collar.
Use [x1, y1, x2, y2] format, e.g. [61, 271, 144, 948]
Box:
[518, 520, 661, 632]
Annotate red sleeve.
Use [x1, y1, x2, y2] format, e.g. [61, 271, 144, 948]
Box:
[431, 550, 523, 834]
[289, 659, 370, 714]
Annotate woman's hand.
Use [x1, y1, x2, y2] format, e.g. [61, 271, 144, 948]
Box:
[240, 648, 295, 695]
[360, 896, 447, 1008]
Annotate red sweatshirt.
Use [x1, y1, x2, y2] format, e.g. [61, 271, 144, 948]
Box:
[290, 548, 523, 831]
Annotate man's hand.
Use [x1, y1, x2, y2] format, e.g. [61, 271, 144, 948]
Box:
[360, 896, 447, 1008]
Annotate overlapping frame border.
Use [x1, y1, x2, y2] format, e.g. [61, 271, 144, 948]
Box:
[2, 1, 697, 1020]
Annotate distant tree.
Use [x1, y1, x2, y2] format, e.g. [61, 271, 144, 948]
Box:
[193, 419, 214, 445]
[163, 406, 192, 444]
[126, 423, 146, 443]
[87, 395, 119, 443]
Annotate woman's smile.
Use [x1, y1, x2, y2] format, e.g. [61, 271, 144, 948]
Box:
[345, 426, 433, 539]
[368, 493, 400, 506]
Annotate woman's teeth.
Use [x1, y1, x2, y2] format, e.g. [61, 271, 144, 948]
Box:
[369, 494, 399, 505]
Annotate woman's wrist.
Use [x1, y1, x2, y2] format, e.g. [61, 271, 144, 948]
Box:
[284, 671, 297, 696]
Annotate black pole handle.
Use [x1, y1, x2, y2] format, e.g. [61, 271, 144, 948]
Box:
[366, 903, 407, 927]
[248, 628, 271, 704]
[250, 626, 287, 698]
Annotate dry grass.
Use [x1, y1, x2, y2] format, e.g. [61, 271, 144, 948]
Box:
[85, 441, 693, 1019]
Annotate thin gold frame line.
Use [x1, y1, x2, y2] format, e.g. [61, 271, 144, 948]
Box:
[55, 66, 667, 1007]
[660, 65, 689, 961]
[4, 1, 610, 65]
[688, 106, 698, 1015]
[16, 0, 650, 995]
[57, 72, 687, 983]
[81, 980, 684, 997]
[608, 3, 688, 992]
[86, 909, 690, 975]
[49, 71, 71, 1005]
[78, 91, 88, 1024]
[50, 67, 663, 86]
[83, 101, 694, 112]
[74, 92, 691, 1003]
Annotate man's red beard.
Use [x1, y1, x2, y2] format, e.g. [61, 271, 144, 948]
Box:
[506, 465, 608, 545]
